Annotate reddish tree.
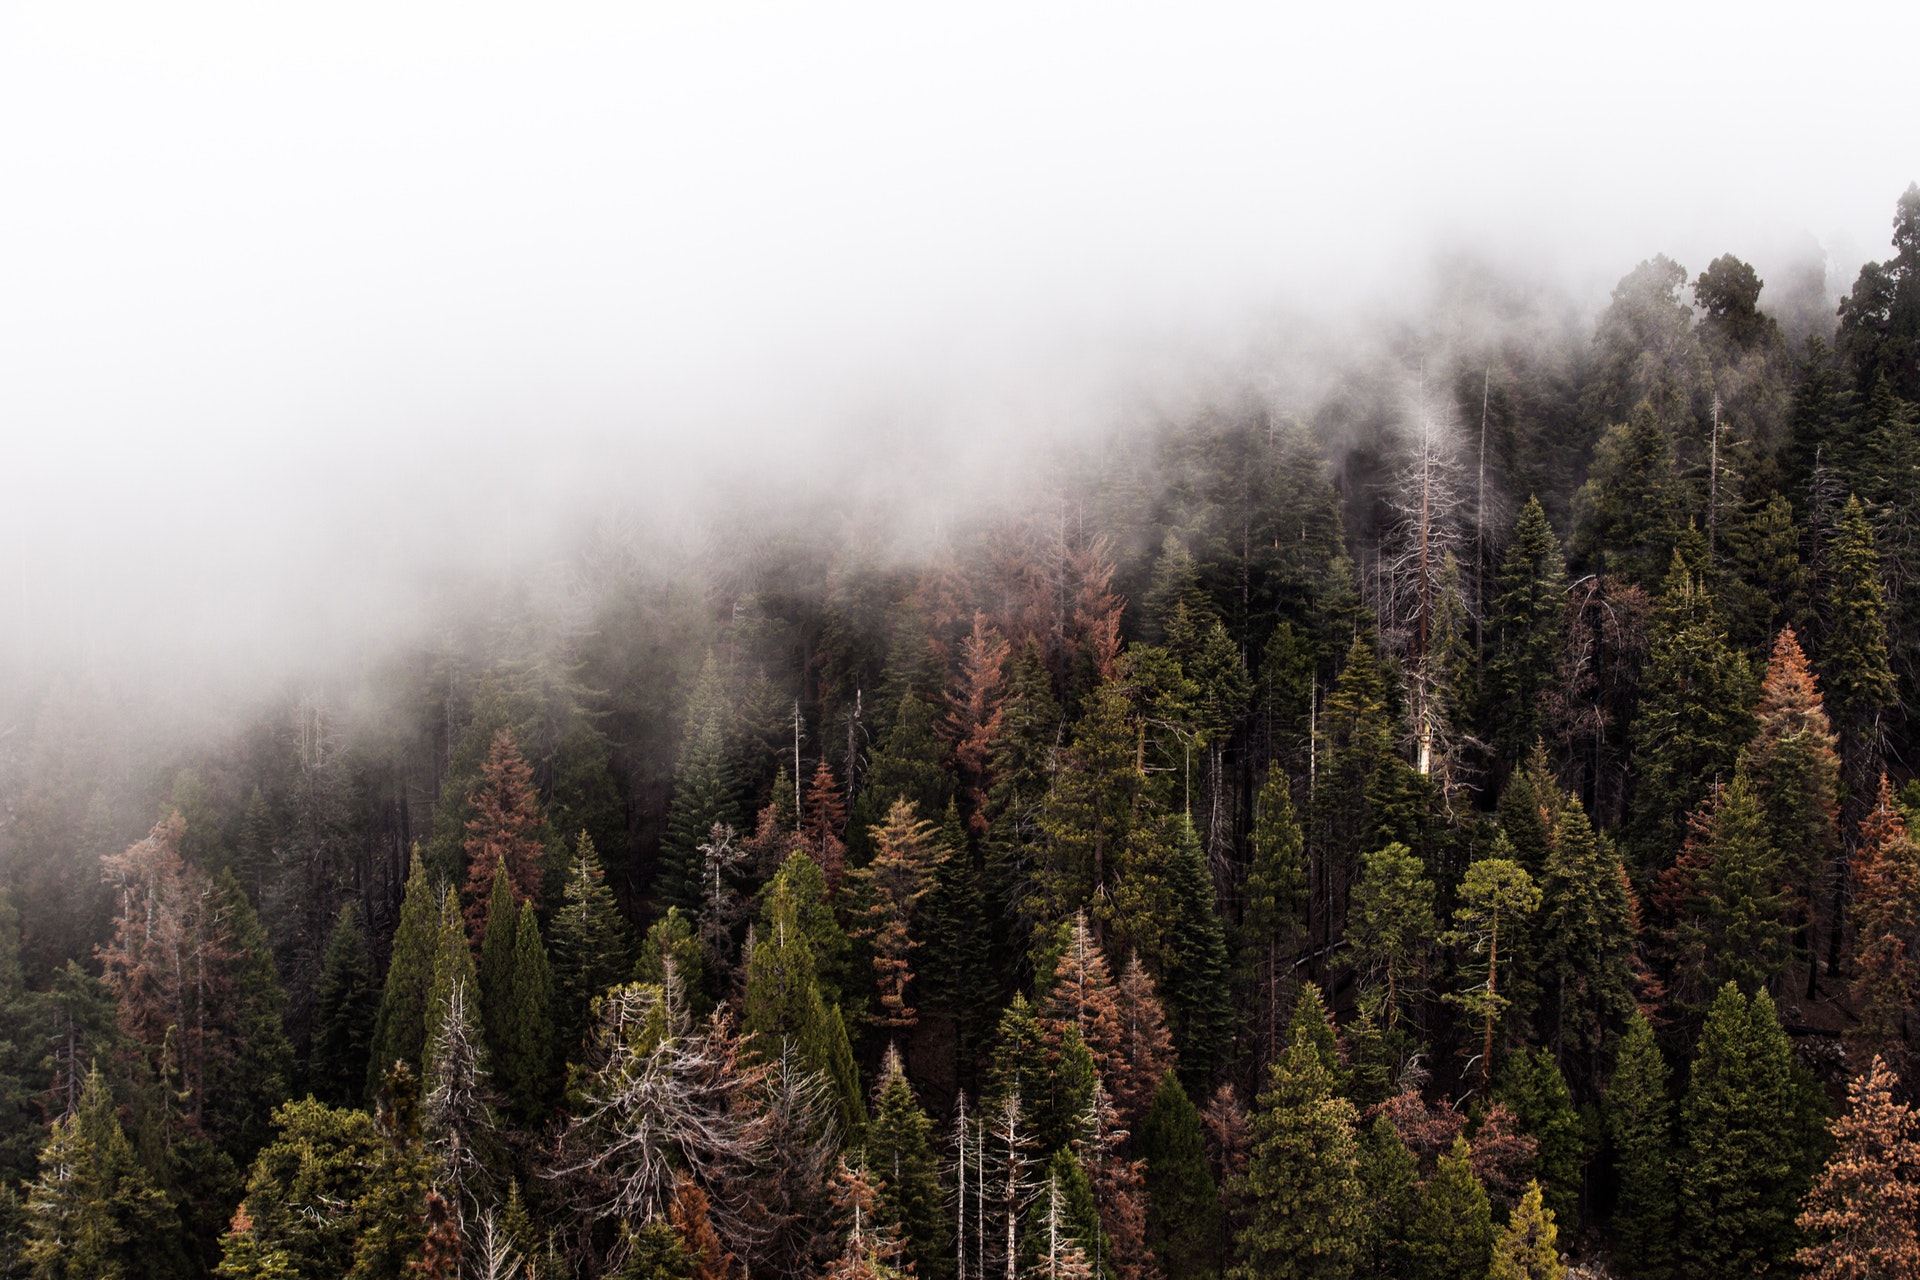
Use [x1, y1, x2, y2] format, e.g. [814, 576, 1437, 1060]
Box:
[1075, 1082, 1159, 1280]
[1468, 1103, 1540, 1210]
[1743, 628, 1841, 923]
[1796, 1055, 1920, 1279]
[462, 729, 547, 945]
[851, 800, 940, 1028]
[413, 1189, 462, 1278]
[1200, 1082, 1249, 1188]
[1372, 1088, 1467, 1177]
[825, 1157, 908, 1280]
[1112, 953, 1176, 1122]
[1851, 777, 1920, 1063]
[942, 612, 1011, 838]
[671, 1172, 739, 1280]
[1070, 537, 1125, 683]
[1040, 912, 1127, 1096]
[802, 760, 850, 894]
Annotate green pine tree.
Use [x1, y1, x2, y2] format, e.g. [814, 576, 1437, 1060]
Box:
[309, 902, 379, 1107]
[1239, 765, 1307, 1060]
[1141, 1071, 1223, 1279]
[1229, 1010, 1365, 1280]
[24, 1066, 180, 1280]
[743, 875, 865, 1139]
[657, 652, 744, 914]
[1348, 843, 1437, 1035]
[477, 864, 520, 1066]
[367, 850, 439, 1092]
[494, 901, 555, 1121]
[1403, 1135, 1494, 1280]
[1481, 498, 1567, 768]
[1677, 983, 1821, 1279]
[867, 1046, 950, 1280]
[1355, 1114, 1418, 1279]
[548, 831, 632, 1055]
[207, 867, 294, 1164]
[1536, 788, 1637, 1094]
[422, 888, 478, 1082]
[1571, 401, 1684, 591]
[1604, 1010, 1673, 1280]
[1494, 1049, 1583, 1230]
[1488, 1181, 1564, 1280]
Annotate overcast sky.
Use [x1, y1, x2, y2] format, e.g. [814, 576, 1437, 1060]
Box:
[3, 1, 1916, 689]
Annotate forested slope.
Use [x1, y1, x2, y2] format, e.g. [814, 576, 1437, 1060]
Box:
[3, 186, 1920, 1278]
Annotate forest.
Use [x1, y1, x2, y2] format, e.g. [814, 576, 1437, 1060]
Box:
[1, 184, 1919, 1280]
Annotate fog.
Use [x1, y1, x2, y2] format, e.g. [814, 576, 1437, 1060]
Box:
[3, 0, 1915, 698]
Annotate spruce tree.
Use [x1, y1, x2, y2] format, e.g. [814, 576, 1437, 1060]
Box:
[1678, 983, 1820, 1278]
[478, 863, 520, 1058]
[310, 901, 379, 1106]
[548, 831, 632, 1054]
[744, 875, 865, 1139]
[1141, 1072, 1223, 1279]
[1821, 497, 1897, 827]
[1239, 764, 1307, 1060]
[1849, 777, 1920, 1061]
[494, 901, 555, 1121]
[208, 867, 295, 1163]
[867, 1046, 950, 1280]
[1229, 1010, 1364, 1280]
[423, 887, 479, 1082]
[1488, 1181, 1564, 1280]
[1482, 497, 1567, 768]
[849, 693, 954, 866]
[1605, 1010, 1674, 1279]
[658, 653, 744, 915]
[24, 1066, 180, 1280]
[1447, 849, 1540, 1092]
[919, 803, 997, 1075]
[1403, 1135, 1494, 1280]
[1535, 789, 1637, 1093]
[461, 728, 549, 944]
[368, 850, 440, 1091]
[636, 906, 713, 1014]
[1156, 817, 1234, 1086]
[1355, 1114, 1418, 1280]
[1570, 401, 1684, 591]
[1494, 1049, 1582, 1230]
[1348, 842, 1437, 1035]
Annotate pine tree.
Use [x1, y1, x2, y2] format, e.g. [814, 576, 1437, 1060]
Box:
[309, 902, 379, 1106]
[659, 654, 745, 915]
[1310, 640, 1416, 952]
[914, 802, 995, 1067]
[1535, 788, 1637, 1093]
[1571, 401, 1684, 591]
[1141, 1072, 1222, 1280]
[1794, 1054, 1920, 1280]
[1155, 817, 1234, 1086]
[1488, 1181, 1564, 1280]
[423, 888, 479, 1082]
[1403, 1135, 1494, 1280]
[369, 850, 440, 1091]
[478, 863, 520, 1055]
[23, 1066, 179, 1280]
[850, 693, 954, 866]
[1627, 551, 1757, 875]
[1037, 681, 1144, 929]
[1483, 498, 1569, 769]
[1348, 843, 1437, 1035]
[209, 866, 295, 1162]
[1239, 765, 1307, 1061]
[492, 901, 555, 1120]
[1355, 1114, 1418, 1280]
[850, 799, 941, 1028]
[944, 613, 1011, 840]
[1605, 1010, 1674, 1279]
[867, 1046, 950, 1280]
[1447, 851, 1540, 1093]
[1738, 627, 1841, 984]
[802, 758, 851, 894]
[1494, 1049, 1582, 1230]
[1678, 983, 1820, 1278]
[1228, 1010, 1364, 1280]
[1850, 777, 1920, 1061]
[461, 729, 549, 945]
[422, 978, 505, 1233]
[1821, 497, 1897, 810]
[548, 831, 632, 1055]
[1113, 954, 1177, 1124]
[1039, 912, 1126, 1105]
[637, 906, 714, 1014]
[744, 875, 865, 1139]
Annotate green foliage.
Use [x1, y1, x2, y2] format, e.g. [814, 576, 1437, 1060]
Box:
[1229, 1011, 1364, 1280]
[309, 903, 379, 1107]
[1349, 843, 1436, 1034]
[1404, 1136, 1494, 1280]
[1821, 496, 1896, 758]
[1572, 402, 1685, 590]
[1239, 765, 1307, 1051]
[1447, 850, 1540, 1085]
[1141, 1072, 1223, 1279]
[1495, 1049, 1583, 1229]
[1535, 788, 1637, 1094]
[1605, 1011, 1673, 1279]
[867, 1050, 950, 1280]
[491, 901, 555, 1120]
[1355, 1114, 1418, 1279]
[1482, 498, 1567, 767]
[1488, 1181, 1564, 1280]
[743, 873, 865, 1139]
[658, 652, 744, 914]
[421, 888, 477, 1083]
[635, 906, 712, 1012]
[208, 868, 295, 1164]
[1677, 984, 1822, 1279]
[24, 1067, 180, 1280]
[366, 851, 438, 1093]
[549, 831, 633, 1054]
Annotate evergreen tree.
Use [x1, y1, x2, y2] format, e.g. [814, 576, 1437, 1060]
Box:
[1154, 817, 1234, 1086]
[549, 830, 632, 1054]
[477, 864, 520, 1056]
[743, 875, 865, 1139]
[850, 693, 954, 866]
[1822, 497, 1897, 807]
[1348, 843, 1437, 1035]
[1482, 497, 1567, 769]
[1494, 1049, 1582, 1230]
[1794, 1054, 1920, 1280]
[1657, 772, 1791, 1004]
[1488, 1181, 1564, 1280]
[1605, 1011, 1674, 1279]
[1239, 764, 1307, 1061]
[1140, 1072, 1222, 1280]
[658, 654, 744, 915]
[1355, 1114, 1418, 1280]
[493, 901, 555, 1120]
[460, 729, 549, 944]
[423, 888, 479, 1082]
[1535, 787, 1637, 1093]
[1571, 401, 1685, 591]
[636, 906, 714, 1014]
[1403, 1135, 1494, 1280]
[917, 802, 995, 1067]
[368, 850, 439, 1091]
[1039, 912, 1127, 1107]
[1309, 640, 1417, 948]
[208, 867, 295, 1163]
[309, 902, 379, 1107]
[1738, 627, 1841, 983]
[1678, 983, 1820, 1278]
[1447, 850, 1540, 1091]
[1850, 777, 1920, 1061]
[23, 1066, 179, 1280]
[1112, 953, 1178, 1124]
[1229, 1009, 1364, 1280]
[850, 799, 940, 1028]
[1037, 681, 1144, 931]
[866, 1046, 950, 1280]
[1627, 551, 1757, 875]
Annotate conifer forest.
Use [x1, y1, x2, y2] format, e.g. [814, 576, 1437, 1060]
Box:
[8, 113, 1920, 1280]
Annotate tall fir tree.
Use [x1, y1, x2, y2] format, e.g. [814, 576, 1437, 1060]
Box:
[548, 832, 633, 1055]
[1535, 785, 1638, 1094]
[310, 901, 379, 1106]
[866, 1046, 950, 1280]
[1348, 842, 1437, 1036]
[1494, 1049, 1583, 1230]
[1678, 983, 1821, 1279]
[1605, 1011, 1674, 1280]
[1849, 777, 1920, 1062]
[1140, 1071, 1222, 1280]
[460, 729, 549, 945]
[368, 850, 440, 1091]
[1488, 1181, 1564, 1280]
[1239, 765, 1307, 1063]
[1403, 1135, 1494, 1280]
[1229, 1003, 1364, 1280]
[658, 653, 745, 915]
[23, 1066, 180, 1280]
[744, 874, 865, 1140]
[1571, 401, 1684, 592]
[494, 901, 555, 1121]
[1481, 497, 1567, 770]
